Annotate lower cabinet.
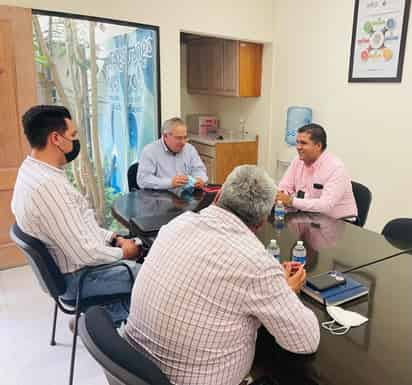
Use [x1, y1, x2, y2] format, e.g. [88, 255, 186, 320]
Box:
[191, 139, 258, 184]
[200, 155, 216, 184]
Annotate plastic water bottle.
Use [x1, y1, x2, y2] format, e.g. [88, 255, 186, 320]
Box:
[274, 200, 285, 221]
[292, 241, 306, 265]
[267, 239, 281, 262]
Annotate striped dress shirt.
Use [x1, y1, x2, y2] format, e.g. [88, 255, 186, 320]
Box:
[125, 205, 320, 385]
[137, 138, 208, 190]
[11, 156, 122, 274]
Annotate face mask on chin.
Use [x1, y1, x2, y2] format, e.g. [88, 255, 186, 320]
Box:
[57, 135, 81, 163]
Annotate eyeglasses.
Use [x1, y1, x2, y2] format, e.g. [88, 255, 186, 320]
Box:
[170, 135, 187, 142]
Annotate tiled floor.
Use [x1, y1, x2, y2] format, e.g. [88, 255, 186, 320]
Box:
[0, 266, 106, 385]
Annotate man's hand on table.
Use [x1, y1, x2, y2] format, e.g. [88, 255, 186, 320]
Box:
[172, 175, 189, 188]
[116, 237, 141, 260]
[275, 191, 293, 207]
[283, 261, 306, 293]
[194, 177, 205, 189]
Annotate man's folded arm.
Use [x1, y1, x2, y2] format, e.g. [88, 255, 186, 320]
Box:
[245, 265, 320, 354]
[189, 146, 208, 183]
[36, 182, 123, 267]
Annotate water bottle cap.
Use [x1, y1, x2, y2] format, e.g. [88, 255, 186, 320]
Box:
[270, 239, 278, 247]
[297, 240, 303, 246]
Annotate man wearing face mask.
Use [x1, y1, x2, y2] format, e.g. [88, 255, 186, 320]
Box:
[11, 105, 141, 324]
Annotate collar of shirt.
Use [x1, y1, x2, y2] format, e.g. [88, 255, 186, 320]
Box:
[27, 155, 65, 174]
[305, 150, 329, 172]
[202, 204, 257, 236]
[161, 136, 179, 156]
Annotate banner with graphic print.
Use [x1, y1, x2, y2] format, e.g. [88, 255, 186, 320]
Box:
[98, 28, 159, 192]
[349, 0, 410, 82]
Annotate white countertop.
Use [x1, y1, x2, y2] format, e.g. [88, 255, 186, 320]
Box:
[189, 133, 257, 145]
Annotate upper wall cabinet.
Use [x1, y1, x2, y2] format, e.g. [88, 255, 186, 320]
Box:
[187, 38, 262, 97]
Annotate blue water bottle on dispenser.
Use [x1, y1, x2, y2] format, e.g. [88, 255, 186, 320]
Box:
[285, 107, 312, 146]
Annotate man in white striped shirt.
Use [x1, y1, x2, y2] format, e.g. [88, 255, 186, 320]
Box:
[125, 165, 320, 385]
[12, 105, 141, 323]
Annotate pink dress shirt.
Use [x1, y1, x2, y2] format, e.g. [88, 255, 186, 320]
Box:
[278, 151, 357, 219]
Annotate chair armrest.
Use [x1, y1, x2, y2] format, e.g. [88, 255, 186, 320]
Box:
[340, 215, 358, 225]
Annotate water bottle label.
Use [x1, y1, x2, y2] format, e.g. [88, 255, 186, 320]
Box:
[274, 209, 285, 220]
[292, 256, 306, 265]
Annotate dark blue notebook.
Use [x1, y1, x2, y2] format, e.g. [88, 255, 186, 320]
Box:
[302, 271, 369, 306]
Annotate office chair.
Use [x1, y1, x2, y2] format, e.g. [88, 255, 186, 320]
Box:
[127, 162, 140, 191]
[351, 181, 372, 227]
[9, 223, 134, 385]
[382, 218, 412, 244]
[79, 306, 172, 385]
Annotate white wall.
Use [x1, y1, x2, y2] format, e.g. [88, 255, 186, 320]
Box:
[271, 0, 412, 231]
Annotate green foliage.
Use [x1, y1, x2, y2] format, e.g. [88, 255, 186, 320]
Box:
[35, 55, 49, 66]
[104, 187, 126, 232]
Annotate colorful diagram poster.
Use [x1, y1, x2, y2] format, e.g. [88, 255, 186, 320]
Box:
[349, 0, 410, 82]
[97, 28, 159, 192]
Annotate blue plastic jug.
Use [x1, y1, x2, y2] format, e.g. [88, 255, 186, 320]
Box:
[285, 107, 312, 146]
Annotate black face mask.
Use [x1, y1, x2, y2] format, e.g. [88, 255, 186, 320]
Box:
[65, 139, 81, 162]
[58, 135, 81, 163]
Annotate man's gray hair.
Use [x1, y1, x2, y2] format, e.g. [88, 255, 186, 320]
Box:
[162, 117, 185, 134]
[216, 165, 276, 227]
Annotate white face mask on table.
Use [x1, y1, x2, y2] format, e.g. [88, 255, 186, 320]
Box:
[321, 305, 368, 335]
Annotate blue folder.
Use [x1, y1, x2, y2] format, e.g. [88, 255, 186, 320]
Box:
[302, 272, 369, 306]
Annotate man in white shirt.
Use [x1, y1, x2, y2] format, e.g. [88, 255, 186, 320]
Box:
[12, 105, 141, 324]
[136, 117, 208, 190]
[125, 165, 320, 385]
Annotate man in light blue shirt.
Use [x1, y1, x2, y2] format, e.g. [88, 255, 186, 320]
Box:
[137, 117, 208, 190]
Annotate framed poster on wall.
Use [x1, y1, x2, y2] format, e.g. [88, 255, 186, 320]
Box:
[348, 0, 411, 82]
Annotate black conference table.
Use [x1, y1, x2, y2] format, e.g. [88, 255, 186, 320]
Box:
[254, 213, 412, 385]
[112, 191, 412, 385]
[112, 189, 218, 246]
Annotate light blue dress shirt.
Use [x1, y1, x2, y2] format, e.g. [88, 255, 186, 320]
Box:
[137, 138, 208, 190]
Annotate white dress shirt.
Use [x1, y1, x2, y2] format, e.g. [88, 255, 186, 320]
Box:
[11, 156, 122, 273]
[126, 205, 320, 385]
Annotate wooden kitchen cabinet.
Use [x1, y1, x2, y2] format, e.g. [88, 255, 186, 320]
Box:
[187, 38, 209, 94]
[191, 139, 258, 184]
[187, 37, 262, 97]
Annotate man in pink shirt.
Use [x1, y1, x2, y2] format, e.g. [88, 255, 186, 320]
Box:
[276, 124, 357, 220]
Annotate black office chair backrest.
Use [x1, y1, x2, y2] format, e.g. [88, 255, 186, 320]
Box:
[351, 181, 372, 227]
[382, 218, 412, 244]
[127, 162, 139, 192]
[9, 223, 66, 298]
[79, 306, 171, 385]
